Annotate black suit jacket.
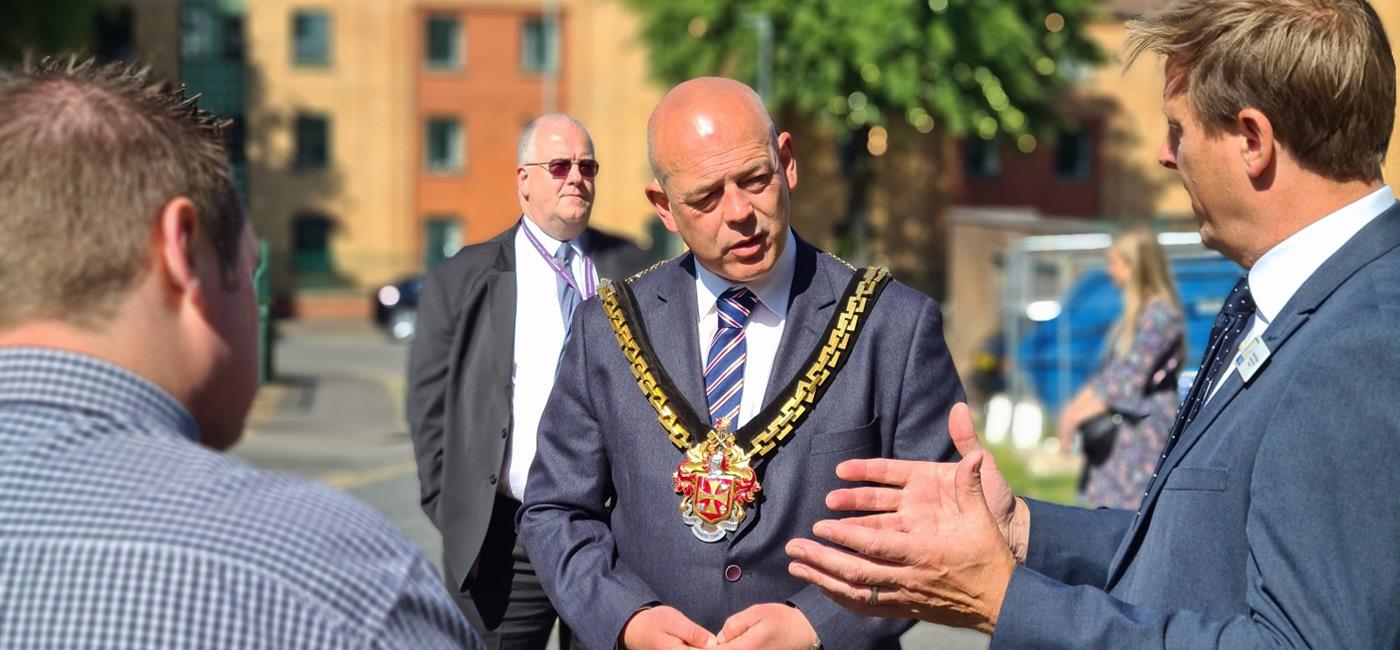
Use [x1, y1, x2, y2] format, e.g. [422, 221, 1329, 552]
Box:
[406, 221, 649, 626]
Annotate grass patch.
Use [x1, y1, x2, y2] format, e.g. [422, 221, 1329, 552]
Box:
[985, 443, 1080, 505]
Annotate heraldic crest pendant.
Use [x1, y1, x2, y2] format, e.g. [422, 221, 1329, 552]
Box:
[673, 423, 760, 542]
[598, 263, 892, 543]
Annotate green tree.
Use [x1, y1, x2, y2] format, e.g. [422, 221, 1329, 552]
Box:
[624, 0, 1101, 262]
[0, 0, 107, 62]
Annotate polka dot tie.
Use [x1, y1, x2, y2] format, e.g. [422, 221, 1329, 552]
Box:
[1141, 277, 1255, 503]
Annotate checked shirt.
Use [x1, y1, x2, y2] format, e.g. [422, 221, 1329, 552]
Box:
[0, 348, 481, 649]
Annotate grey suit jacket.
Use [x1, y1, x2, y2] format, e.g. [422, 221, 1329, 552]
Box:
[992, 204, 1400, 648]
[406, 221, 649, 626]
[518, 237, 965, 650]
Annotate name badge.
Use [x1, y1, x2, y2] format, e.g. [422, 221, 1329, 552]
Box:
[1234, 337, 1270, 384]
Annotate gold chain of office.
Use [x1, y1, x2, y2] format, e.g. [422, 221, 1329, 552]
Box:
[597, 265, 891, 458]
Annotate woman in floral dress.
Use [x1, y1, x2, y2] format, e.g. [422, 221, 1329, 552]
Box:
[1058, 227, 1185, 510]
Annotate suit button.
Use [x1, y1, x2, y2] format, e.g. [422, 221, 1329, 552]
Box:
[500, 427, 509, 438]
[724, 565, 742, 582]
[489, 474, 498, 485]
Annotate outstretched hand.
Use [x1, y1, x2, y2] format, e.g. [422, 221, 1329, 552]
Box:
[783, 402, 1026, 633]
[825, 402, 1020, 545]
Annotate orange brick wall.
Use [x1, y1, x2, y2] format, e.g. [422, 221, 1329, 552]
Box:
[415, 8, 570, 250]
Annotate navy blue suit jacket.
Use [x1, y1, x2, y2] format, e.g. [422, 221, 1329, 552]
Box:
[519, 237, 964, 649]
[994, 204, 1400, 648]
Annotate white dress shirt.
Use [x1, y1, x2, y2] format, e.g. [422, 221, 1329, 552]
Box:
[505, 217, 595, 501]
[1207, 185, 1394, 402]
[694, 229, 798, 428]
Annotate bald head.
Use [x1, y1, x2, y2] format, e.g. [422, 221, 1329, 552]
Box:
[647, 77, 777, 184]
[642, 77, 797, 283]
[518, 113, 593, 165]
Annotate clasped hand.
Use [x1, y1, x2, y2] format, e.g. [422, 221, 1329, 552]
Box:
[784, 403, 1026, 634]
[621, 602, 817, 650]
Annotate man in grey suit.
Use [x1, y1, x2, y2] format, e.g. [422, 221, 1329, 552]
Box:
[518, 77, 964, 650]
[407, 114, 649, 648]
[786, 1, 1400, 647]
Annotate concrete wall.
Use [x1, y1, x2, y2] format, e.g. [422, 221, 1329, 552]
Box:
[566, 0, 665, 245]
[246, 0, 416, 292]
[1380, 0, 1400, 192]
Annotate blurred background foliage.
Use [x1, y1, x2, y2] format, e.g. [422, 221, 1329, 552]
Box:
[624, 0, 1103, 259]
[626, 0, 1100, 141]
[1, 0, 107, 61]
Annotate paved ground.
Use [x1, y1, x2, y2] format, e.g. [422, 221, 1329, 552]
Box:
[233, 319, 989, 650]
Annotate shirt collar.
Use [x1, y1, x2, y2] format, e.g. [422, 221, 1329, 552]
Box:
[1248, 185, 1394, 324]
[695, 228, 797, 321]
[520, 214, 585, 257]
[0, 347, 200, 443]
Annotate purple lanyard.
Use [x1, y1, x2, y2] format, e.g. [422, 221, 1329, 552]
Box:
[521, 219, 596, 298]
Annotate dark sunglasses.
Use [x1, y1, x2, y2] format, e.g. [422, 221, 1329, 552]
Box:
[524, 158, 600, 179]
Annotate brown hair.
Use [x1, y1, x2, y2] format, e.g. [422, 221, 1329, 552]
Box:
[0, 55, 243, 330]
[1109, 227, 1183, 361]
[1125, 0, 1395, 182]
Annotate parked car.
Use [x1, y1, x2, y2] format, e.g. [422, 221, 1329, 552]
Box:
[373, 275, 424, 342]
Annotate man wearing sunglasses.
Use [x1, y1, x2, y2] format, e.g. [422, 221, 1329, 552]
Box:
[408, 114, 649, 649]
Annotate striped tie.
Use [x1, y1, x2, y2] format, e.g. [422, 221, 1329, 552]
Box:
[704, 287, 760, 428]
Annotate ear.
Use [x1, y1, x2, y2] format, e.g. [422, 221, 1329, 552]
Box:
[1236, 108, 1275, 179]
[645, 179, 680, 234]
[516, 166, 531, 200]
[777, 131, 798, 190]
[157, 197, 205, 309]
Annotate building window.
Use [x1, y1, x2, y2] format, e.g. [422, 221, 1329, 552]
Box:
[425, 16, 462, 69]
[425, 117, 463, 173]
[222, 15, 245, 62]
[292, 10, 332, 66]
[291, 213, 336, 281]
[1054, 128, 1093, 179]
[294, 113, 330, 170]
[520, 17, 558, 74]
[962, 138, 1002, 179]
[424, 217, 463, 266]
[181, 6, 214, 59]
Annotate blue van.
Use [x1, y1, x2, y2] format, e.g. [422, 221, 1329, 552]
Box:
[1016, 255, 1243, 412]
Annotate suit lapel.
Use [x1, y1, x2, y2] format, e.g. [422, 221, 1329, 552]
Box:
[643, 255, 707, 415]
[764, 238, 838, 402]
[486, 227, 518, 387]
[1105, 204, 1400, 590]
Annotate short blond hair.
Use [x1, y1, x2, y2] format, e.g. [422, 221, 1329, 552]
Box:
[1125, 0, 1395, 182]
